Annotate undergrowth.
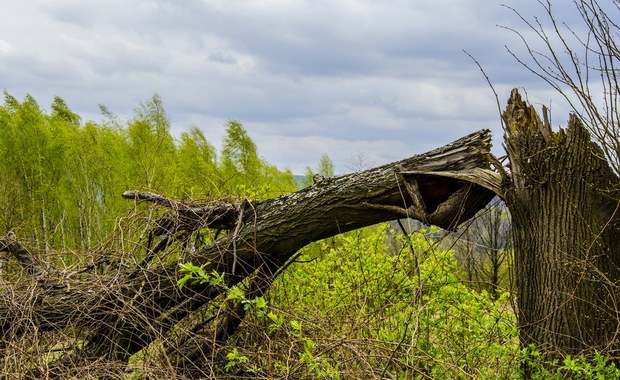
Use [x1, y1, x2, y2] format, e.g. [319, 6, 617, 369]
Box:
[219, 224, 520, 379]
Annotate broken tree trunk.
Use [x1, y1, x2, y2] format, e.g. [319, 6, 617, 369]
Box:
[502, 89, 620, 364]
[0, 130, 496, 376]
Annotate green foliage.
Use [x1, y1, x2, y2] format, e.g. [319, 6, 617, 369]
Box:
[220, 120, 260, 191]
[51, 96, 81, 126]
[219, 225, 520, 378]
[224, 348, 249, 372]
[221, 121, 259, 175]
[177, 262, 226, 290]
[220, 120, 296, 198]
[521, 345, 620, 379]
[301, 153, 335, 188]
[126, 94, 177, 191]
[176, 127, 219, 198]
[0, 92, 296, 251]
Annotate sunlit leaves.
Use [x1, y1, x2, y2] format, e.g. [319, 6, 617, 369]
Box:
[0, 92, 296, 250]
[177, 262, 225, 290]
[247, 225, 519, 378]
[301, 153, 335, 188]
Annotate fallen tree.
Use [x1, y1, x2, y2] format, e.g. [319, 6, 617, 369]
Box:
[0, 129, 497, 377]
[3, 89, 619, 378]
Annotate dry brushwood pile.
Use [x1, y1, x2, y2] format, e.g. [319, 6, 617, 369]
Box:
[0, 130, 498, 378]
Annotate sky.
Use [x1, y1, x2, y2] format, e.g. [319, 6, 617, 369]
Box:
[0, 0, 592, 174]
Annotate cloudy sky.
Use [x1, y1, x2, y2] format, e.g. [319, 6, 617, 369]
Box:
[0, 0, 590, 174]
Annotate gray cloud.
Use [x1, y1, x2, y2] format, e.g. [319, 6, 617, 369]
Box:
[0, 0, 594, 174]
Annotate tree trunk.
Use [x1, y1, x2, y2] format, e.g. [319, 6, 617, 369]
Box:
[502, 89, 620, 359]
[0, 130, 496, 376]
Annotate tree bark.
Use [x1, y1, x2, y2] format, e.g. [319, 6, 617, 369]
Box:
[502, 89, 620, 359]
[0, 130, 496, 375]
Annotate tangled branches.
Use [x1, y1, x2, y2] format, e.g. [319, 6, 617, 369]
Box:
[0, 130, 496, 378]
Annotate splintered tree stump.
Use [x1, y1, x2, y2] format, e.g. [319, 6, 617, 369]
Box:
[502, 89, 620, 361]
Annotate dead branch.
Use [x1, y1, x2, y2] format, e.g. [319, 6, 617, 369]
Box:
[123, 191, 240, 235]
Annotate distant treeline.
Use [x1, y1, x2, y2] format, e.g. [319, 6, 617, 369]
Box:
[0, 92, 297, 250]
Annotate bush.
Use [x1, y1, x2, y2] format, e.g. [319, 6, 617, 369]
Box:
[223, 224, 520, 378]
[521, 345, 620, 379]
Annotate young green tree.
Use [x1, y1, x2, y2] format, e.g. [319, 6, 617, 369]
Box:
[176, 126, 220, 198]
[67, 121, 130, 248]
[125, 94, 177, 192]
[0, 93, 60, 248]
[453, 199, 512, 299]
[220, 120, 260, 193]
[51, 96, 81, 127]
[219, 120, 296, 198]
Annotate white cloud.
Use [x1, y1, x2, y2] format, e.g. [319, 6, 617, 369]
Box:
[0, 39, 12, 54]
